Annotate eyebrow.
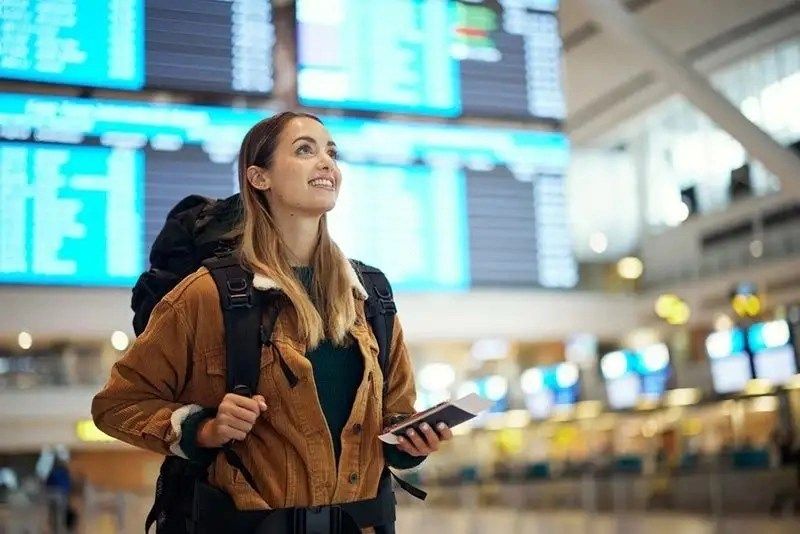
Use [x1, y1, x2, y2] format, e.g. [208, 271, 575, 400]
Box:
[292, 136, 336, 147]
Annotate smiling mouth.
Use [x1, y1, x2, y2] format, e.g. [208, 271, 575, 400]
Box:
[309, 177, 335, 190]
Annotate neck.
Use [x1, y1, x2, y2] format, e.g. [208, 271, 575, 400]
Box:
[270, 207, 321, 266]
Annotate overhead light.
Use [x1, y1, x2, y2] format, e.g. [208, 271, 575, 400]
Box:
[655, 294, 691, 325]
[17, 332, 32, 350]
[749, 240, 763, 258]
[665, 201, 690, 226]
[732, 294, 761, 318]
[655, 294, 680, 319]
[589, 232, 608, 254]
[666, 302, 691, 325]
[111, 331, 130, 351]
[617, 257, 644, 280]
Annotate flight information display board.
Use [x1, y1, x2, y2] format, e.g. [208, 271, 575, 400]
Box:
[0, 0, 144, 89]
[0, 142, 143, 286]
[0, 92, 573, 290]
[0, 0, 274, 94]
[297, 0, 564, 120]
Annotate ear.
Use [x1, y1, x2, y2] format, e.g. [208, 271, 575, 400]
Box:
[246, 166, 271, 191]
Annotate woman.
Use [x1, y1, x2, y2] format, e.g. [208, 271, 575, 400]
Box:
[91, 112, 453, 533]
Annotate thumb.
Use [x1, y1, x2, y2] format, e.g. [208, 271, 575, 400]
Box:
[253, 395, 268, 412]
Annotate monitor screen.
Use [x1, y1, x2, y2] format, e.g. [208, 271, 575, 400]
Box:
[0, 93, 574, 290]
[521, 362, 580, 419]
[600, 346, 671, 409]
[0, 0, 274, 94]
[459, 375, 509, 413]
[296, 0, 564, 120]
[748, 321, 798, 386]
[706, 328, 753, 394]
[0, 0, 145, 89]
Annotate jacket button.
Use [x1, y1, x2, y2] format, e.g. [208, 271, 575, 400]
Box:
[348, 473, 359, 484]
[352, 423, 363, 434]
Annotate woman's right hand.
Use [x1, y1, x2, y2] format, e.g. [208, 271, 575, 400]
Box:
[196, 393, 267, 448]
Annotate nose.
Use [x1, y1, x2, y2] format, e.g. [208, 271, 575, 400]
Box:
[318, 152, 335, 169]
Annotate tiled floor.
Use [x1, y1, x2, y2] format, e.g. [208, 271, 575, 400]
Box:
[396, 508, 800, 534]
[6, 498, 800, 533]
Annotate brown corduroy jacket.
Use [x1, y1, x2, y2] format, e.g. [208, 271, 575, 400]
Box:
[91, 262, 419, 511]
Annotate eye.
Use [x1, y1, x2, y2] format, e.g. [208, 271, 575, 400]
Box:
[328, 149, 339, 160]
[295, 144, 313, 155]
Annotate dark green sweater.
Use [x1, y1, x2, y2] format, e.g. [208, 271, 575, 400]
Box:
[180, 267, 423, 471]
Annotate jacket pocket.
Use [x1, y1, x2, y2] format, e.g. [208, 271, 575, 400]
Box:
[202, 346, 227, 401]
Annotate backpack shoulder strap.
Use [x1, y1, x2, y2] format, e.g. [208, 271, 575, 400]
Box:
[351, 261, 428, 502]
[351, 260, 396, 398]
[201, 254, 289, 495]
[202, 255, 261, 396]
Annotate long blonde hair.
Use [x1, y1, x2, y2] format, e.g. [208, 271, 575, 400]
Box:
[236, 112, 357, 348]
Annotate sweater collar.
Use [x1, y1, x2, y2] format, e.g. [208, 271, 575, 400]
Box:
[252, 259, 369, 301]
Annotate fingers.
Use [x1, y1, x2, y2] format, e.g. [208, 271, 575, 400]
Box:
[214, 393, 269, 444]
[435, 422, 453, 440]
[395, 422, 454, 456]
[221, 404, 259, 424]
[224, 393, 262, 413]
[252, 395, 268, 412]
[399, 424, 437, 456]
[217, 412, 255, 433]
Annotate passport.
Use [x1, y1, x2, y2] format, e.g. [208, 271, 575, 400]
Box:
[378, 393, 492, 444]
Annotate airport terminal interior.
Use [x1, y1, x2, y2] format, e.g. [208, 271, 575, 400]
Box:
[1, 0, 800, 532]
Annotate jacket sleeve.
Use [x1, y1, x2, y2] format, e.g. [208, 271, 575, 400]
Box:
[382, 314, 427, 469]
[91, 297, 199, 457]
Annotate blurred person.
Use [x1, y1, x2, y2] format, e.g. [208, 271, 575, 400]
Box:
[45, 454, 77, 532]
[92, 112, 453, 534]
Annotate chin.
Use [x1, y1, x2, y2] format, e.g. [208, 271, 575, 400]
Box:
[303, 201, 337, 216]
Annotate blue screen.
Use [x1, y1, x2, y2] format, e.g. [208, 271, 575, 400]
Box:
[522, 363, 580, 418]
[296, 0, 565, 120]
[0, 0, 145, 89]
[0, 142, 144, 286]
[328, 163, 470, 291]
[0, 92, 572, 290]
[0, 1, 275, 94]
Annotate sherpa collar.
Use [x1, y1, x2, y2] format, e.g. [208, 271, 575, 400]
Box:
[252, 259, 369, 300]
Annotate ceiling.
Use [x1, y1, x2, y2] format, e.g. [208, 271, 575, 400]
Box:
[559, 0, 800, 144]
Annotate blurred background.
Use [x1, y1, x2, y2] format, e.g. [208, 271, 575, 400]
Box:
[1, 0, 799, 532]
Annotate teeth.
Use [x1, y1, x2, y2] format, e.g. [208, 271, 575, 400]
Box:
[310, 179, 334, 188]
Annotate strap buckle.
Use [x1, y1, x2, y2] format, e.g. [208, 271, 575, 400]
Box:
[373, 286, 396, 315]
[225, 278, 252, 309]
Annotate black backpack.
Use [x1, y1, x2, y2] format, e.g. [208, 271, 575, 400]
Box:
[134, 194, 423, 534]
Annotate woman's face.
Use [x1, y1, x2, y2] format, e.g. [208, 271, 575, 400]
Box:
[249, 117, 342, 217]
